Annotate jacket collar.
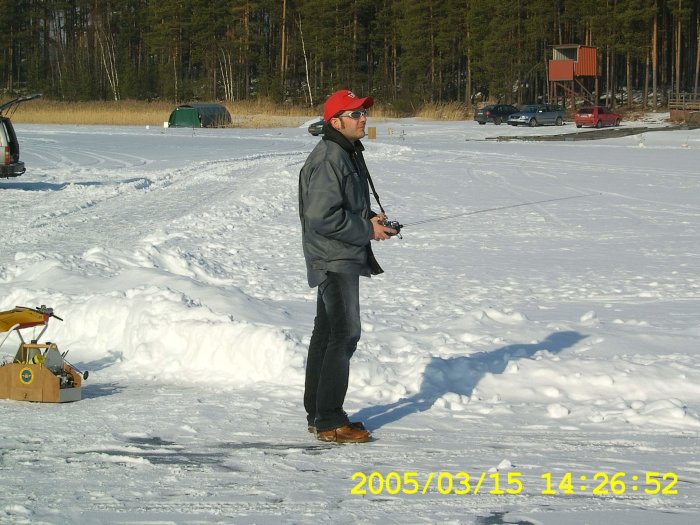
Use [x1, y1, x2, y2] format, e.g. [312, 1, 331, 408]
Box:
[322, 122, 364, 154]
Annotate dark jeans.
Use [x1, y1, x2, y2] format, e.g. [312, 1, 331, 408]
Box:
[304, 272, 361, 432]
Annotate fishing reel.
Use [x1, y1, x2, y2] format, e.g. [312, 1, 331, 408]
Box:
[379, 219, 403, 238]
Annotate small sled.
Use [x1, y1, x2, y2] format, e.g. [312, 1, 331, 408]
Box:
[0, 305, 87, 403]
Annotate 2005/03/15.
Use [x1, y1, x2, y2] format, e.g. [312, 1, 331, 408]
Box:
[350, 471, 679, 496]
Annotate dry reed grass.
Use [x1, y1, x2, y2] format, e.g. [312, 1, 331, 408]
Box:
[8, 97, 469, 127]
[11, 98, 318, 127]
[415, 102, 469, 120]
[12, 99, 173, 126]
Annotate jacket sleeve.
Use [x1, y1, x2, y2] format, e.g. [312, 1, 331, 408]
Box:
[304, 160, 373, 246]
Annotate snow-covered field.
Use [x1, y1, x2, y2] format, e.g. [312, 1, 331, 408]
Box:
[1, 115, 699, 525]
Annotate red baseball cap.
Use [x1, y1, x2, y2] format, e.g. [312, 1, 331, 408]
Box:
[323, 89, 374, 122]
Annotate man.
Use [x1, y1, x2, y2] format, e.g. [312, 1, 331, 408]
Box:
[298, 89, 396, 443]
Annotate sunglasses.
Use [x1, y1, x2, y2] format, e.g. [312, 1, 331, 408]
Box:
[335, 109, 368, 119]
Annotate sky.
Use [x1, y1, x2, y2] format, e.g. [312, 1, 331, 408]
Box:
[0, 114, 699, 525]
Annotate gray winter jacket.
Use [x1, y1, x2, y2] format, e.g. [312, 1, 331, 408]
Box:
[299, 125, 383, 287]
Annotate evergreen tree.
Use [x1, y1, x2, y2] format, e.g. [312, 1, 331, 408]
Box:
[1, 0, 697, 109]
[144, 0, 193, 102]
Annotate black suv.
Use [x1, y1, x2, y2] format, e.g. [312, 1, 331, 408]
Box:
[474, 104, 519, 125]
[1, 93, 41, 178]
[308, 118, 325, 136]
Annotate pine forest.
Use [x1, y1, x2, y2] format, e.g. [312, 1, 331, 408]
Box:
[1, 0, 698, 111]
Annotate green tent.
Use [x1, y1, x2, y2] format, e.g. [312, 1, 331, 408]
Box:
[168, 103, 232, 128]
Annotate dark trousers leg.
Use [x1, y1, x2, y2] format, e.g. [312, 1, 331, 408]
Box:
[303, 272, 361, 432]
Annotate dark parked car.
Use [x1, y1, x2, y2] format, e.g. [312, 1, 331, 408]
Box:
[474, 104, 519, 125]
[507, 104, 566, 127]
[574, 106, 622, 128]
[308, 119, 325, 136]
[1, 93, 41, 178]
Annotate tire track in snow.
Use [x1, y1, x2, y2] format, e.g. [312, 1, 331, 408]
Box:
[2, 151, 305, 253]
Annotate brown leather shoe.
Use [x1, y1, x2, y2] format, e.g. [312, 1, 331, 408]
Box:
[308, 421, 366, 434]
[316, 425, 371, 443]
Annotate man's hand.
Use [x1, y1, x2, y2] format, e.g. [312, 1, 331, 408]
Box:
[370, 215, 397, 241]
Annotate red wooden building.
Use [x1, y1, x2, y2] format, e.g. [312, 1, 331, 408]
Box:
[548, 45, 598, 108]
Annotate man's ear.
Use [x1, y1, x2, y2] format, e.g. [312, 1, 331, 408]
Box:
[329, 117, 342, 131]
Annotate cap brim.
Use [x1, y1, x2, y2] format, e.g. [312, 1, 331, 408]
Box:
[346, 96, 374, 112]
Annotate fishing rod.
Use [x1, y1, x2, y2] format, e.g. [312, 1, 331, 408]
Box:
[381, 192, 601, 236]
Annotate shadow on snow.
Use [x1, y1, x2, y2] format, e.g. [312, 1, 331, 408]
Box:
[353, 330, 587, 431]
[0, 177, 151, 192]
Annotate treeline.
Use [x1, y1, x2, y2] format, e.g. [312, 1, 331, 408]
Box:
[1, 0, 698, 111]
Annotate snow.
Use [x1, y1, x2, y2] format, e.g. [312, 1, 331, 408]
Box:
[1, 115, 699, 524]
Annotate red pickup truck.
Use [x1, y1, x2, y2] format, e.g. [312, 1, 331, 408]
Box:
[574, 106, 622, 128]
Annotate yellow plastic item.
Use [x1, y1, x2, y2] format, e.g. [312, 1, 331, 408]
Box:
[0, 307, 49, 332]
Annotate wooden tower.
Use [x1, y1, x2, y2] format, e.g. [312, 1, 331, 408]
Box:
[548, 45, 598, 108]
